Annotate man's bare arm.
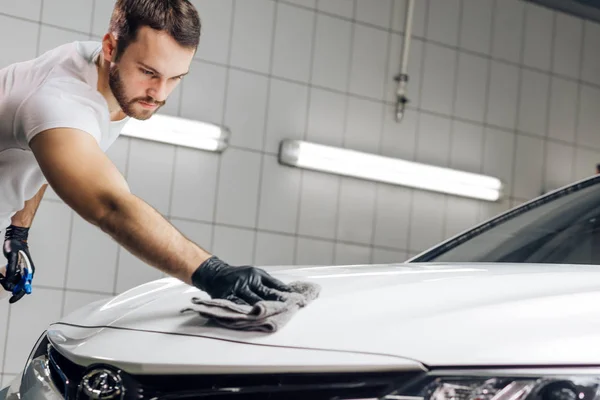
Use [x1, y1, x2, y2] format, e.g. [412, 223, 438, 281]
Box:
[29, 128, 212, 284]
[10, 184, 48, 228]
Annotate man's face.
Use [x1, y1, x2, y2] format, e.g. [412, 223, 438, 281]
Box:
[108, 26, 195, 120]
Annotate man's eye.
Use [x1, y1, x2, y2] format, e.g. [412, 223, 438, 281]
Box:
[141, 69, 153, 76]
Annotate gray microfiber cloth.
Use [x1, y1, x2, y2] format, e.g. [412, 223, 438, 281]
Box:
[181, 281, 321, 333]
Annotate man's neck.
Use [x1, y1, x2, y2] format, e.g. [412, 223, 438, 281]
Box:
[95, 57, 127, 122]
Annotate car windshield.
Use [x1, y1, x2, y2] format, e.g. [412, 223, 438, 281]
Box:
[411, 176, 600, 265]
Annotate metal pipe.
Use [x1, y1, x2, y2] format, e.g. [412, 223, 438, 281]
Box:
[394, 0, 415, 122]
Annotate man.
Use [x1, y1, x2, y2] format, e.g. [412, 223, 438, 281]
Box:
[0, 0, 291, 304]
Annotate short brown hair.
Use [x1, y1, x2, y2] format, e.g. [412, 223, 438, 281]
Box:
[109, 0, 201, 61]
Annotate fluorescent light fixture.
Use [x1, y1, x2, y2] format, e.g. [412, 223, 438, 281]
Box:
[121, 114, 230, 152]
[278, 140, 503, 202]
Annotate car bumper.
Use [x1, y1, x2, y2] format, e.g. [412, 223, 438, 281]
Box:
[1, 356, 64, 400]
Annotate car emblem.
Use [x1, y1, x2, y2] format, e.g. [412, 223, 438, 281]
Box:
[79, 368, 124, 399]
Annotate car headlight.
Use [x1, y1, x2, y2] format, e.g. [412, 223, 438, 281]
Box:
[383, 372, 600, 400]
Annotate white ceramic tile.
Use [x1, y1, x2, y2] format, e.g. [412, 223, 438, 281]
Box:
[295, 238, 334, 265]
[409, 191, 445, 252]
[254, 232, 295, 266]
[1, 374, 17, 389]
[4, 288, 62, 374]
[387, 34, 424, 107]
[577, 85, 600, 149]
[284, 0, 316, 7]
[42, 0, 93, 33]
[92, 0, 115, 37]
[372, 248, 407, 264]
[170, 218, 214, 252]
[552, 12, 582, 79]
[450, 120, 484, 174]
[257, 155, 301, 234]
[212, 225, 255, 266]
[483, 127, 515, 197]
[230, 0, 275, 74]
[349, 24, 388, 100]
[373, 185, 411, 250]
[392, 0, 427, 37]
[336, 179, 377, 245]
[485, 61, 520, 130]
[105, 136, 130, 177]
[38, 25, 90, 55]
[170, 148, 219, 222]
[264, 79, 309, 153]
[522, 3, 553, 71]
[380, 106, 417, 161]
[460, 0, 493, 54]
[27, 201, 72, 288]
[513, 135, 544, 200]
[181, 61, 227, 125]
[355, 0, 392, 29]
[334, 242, 370, 265]
[517, 69, 549, 136]
[192, 0, 234, 64]
[544, 142, 574, 193]
[426, 0, 460, 46]
[454, 52, 489, 123]
[215, 148, 262, 228]
[0, 0, 42, 20]
[582, 21, 600, 86]
[444, 196, 480, 239]
[66, 215, 118, 293]
[479, 197, 511, 223]
[0, 16, 38, 69]
[573, 148, 600, 182]
[416, 113, 451, 166]
[126, 140, 175, 215]
[224, 69, 269, 151]
[491, 0, 525, 63]
[344, 97, 383, 154]
[272, 3, 315, 83]
[311, 14, 353, 92]
[421, 42, 457, 115]
[306, 88, 346, 147]
[297, 170, 339, 240]
[63, 291, 111, 318]
[115, 247, 164, 294]
[317, 0, 354, 19]
[0, 298, 8, 371]
[548, 76, 577, 143]
[156, 84, 182, 120]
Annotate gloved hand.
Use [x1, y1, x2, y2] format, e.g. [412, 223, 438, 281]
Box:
[0, 225, 35, 304]
[191, 256, 292, 305]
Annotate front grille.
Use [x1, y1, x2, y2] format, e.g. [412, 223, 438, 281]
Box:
[47, 345, 423, 399]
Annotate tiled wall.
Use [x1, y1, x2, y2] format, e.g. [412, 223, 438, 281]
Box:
[1, 0, 600, 380]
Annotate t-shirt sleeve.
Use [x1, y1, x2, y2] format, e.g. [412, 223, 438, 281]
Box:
[13, 77, 105, 147]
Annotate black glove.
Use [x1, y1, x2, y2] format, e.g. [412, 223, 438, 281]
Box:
[0, 225, 35, 304]
[191, 256, 292, 305]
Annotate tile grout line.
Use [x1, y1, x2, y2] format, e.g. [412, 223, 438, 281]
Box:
[292, 3, 318, 265]
[541, 10, 558, 194]
[252, 0, 279, 265]
[405, 0, 430, 257]
[369, 0, 397, 264]
[208, 0, 237, 257]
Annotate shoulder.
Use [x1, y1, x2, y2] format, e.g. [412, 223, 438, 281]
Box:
[15, 77, 108, 146]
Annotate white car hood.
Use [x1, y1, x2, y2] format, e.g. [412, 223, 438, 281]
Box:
[52, 262, 600, 372]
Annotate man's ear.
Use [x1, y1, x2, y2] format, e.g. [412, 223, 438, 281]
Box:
[101, 32, 118, 63]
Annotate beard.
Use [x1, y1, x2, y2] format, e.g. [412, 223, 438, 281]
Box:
[108, 64, 165, 120]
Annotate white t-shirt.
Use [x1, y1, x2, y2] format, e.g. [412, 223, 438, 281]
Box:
[0, 41, 128, 228]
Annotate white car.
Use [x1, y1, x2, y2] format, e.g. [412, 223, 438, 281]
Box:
[4, 175, 600, 400]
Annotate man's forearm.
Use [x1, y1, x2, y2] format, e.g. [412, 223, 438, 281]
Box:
[11, 184, 48, 228]
[96, 193, 212, 284]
